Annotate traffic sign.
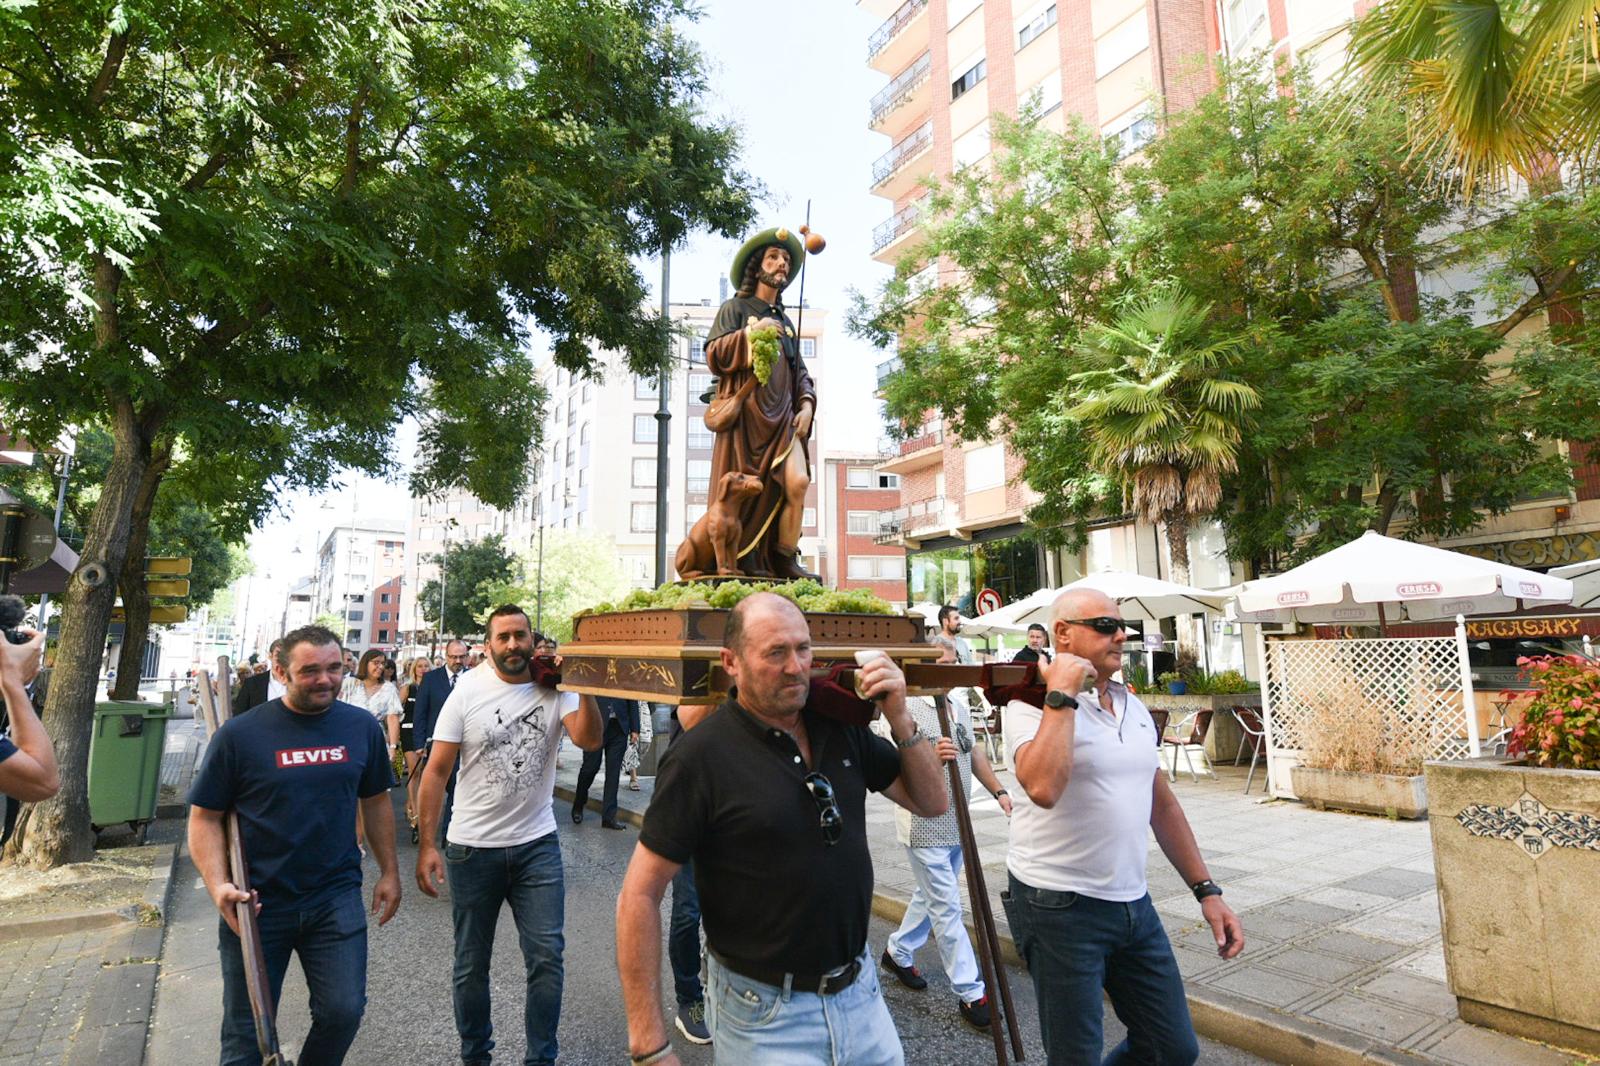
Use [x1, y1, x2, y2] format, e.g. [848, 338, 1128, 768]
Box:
[145, 578, 191, 597]
[975, 588, 1003, 615]
[111, 604, 189, 624]
[0, 503, 57, 573]
[145, 557, 193, 575]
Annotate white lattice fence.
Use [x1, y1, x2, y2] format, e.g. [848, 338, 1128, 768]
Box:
[1260, 632, 1478, 799]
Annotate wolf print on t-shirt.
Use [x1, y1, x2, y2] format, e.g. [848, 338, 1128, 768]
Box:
[481, 703, 549, 795]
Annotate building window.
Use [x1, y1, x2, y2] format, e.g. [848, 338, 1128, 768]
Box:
[347, 629, 362, 643]
[634, 414, 658, 443]
[635, 376, 660, 400]
[1021, 73, 1063, 117]
[687, 459, 711, 494]
[948, 0, 983, 27]
[686, 503, 708, 525]
[1226, 0, 1267, 54]
[567, 399, 576, 429]
[689, 335, 707, 364]
[1016, 3, 1057, 49]
[379, 611, 390, 621]
[1104, 106, 1157, 159]
[633, 458, 657, 488]
[582, 382, 592, 402]
[878, 472, 901, 490]
[631, 502, 657, 533]
[688, 423, 714, 450]
[848, 555, 907, 581]
[688, 371, 714, 399]
[965, 442, 1005, 491]
[953, 120, 991, 170]
[377, 629, 389, 642]
[803, 507, 817, 529]
[800, 338, 816, 359]
[1095, 12, 1149, 78]
[847, 510, 879, 535]
[847, 467, 874, 489]
[380, 592, 391, 603]
[951, 57, 986, 101]
[580, 422, 591, 445]
[348, 610, 364, 621]
[579, 466, 589, 486]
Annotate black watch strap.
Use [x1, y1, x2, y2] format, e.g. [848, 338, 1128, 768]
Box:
[1044, 689, 1077, 709]
[1191, 879, 1223, 901]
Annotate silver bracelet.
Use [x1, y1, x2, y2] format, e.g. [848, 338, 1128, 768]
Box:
[630, 1043, 673, 1066]
[895, 724, 924, 750]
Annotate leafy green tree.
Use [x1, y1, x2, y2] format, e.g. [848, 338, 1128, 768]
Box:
[1062, 289, 1259, 584]
[0, 0, 753, 867]
[477, 530, 628, 644]
[418, 535, 517, 639]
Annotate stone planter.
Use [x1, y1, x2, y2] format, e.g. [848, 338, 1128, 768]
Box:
[1289, 765, 1428, 819]
[1425, 758, 1600, 1056]
[1138, 692, 1260, 764]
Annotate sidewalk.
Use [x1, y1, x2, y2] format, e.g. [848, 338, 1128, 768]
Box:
[553, 741, 1597, 1066]
[0, 720, 197, 1066]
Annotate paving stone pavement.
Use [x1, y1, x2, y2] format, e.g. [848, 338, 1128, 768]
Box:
[553, 734, 1599, 1065]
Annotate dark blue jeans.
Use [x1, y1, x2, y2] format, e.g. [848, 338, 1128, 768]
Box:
[668, 860, 703, 1007]
[445, 833, 564, 1065]
[573, 716, 628, 823]
[218, 886, 367, 1066]
[1004, 874, 1199, 1066]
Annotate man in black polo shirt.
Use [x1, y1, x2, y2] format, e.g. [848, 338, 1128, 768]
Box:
[616, 592, 947, 1066]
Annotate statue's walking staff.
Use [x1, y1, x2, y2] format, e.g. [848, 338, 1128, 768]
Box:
[194, 660, 293, 1066]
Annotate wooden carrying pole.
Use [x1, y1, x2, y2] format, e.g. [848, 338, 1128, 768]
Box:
[933, 695, 1025, 1062]
[195, 663, 292, 1066]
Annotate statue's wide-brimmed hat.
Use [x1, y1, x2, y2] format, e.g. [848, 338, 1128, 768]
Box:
[729, 227, 805, 291]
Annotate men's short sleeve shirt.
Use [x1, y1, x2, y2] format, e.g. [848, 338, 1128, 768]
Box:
[431, 665, 576, 848]
[1004, 682, 1160, 901]
[188, 700, 394, 907]
[640, 699, 901, 976]
[0, 734, 17, 767]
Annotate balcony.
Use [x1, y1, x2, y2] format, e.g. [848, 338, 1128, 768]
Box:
[874, 496, 950, 544]
[871, 199, 923, 255]
[872, 120, 934, 199]
[870, 52, 931, 130]
[877, 426, 943, 475]
[875, 356, 901, 388]
[868, 0, 929, 73]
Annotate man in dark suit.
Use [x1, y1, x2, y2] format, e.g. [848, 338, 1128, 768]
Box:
[412, 640, 469, 746]
[1012, 623, 1054, 666]
[231, 639, 283, 715]
[571, 696, 640, 830]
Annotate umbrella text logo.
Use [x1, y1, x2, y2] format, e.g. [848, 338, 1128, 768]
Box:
[1276, 591, 1309, 605]
[1396, 582, 1441, 597]
[1519, 581, 1542, 597]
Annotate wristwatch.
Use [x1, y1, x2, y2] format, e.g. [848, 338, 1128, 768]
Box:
[1043, 689, 1078, 710]
[1191, 879, 1224, 902]
[896, 724, 925, 749]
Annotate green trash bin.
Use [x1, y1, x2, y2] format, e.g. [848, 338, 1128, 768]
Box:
[88, 700, 171, 843]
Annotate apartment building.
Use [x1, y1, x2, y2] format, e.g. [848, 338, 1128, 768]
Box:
[820, 453, 907, 601]
[407, 486, 512, 641]
[312, 520, 407, 653]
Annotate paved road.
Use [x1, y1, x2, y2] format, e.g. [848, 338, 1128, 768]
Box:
[150, 790, 1268, 1064]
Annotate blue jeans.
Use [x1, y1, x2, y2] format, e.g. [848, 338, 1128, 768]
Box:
[886, 845, 984, 1002]
[445, 834, 565, 1065]
[573, 716, 628, 823]
[218, 887, 367, 1066]
[705, 947, 903, 1066]
[669, 860, 704, 1007]
[1003, 874, 1199, 1066]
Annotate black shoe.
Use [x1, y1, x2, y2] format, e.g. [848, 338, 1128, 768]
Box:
[600, 819, 628, 830]
[571, 805, 583, 824]
[960, 995, 992, 1030]
[410, 825, 419, 845]
[880, 950, 926, 990]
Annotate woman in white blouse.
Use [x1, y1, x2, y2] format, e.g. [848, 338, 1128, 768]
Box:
[340, 648, 402, 849]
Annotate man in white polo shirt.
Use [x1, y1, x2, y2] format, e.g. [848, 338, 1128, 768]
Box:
[1002, 588, 1243, 1066]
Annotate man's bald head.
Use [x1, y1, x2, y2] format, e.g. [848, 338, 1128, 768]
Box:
[725, 591, 806, 652]
[1052, 587, 1118, 625]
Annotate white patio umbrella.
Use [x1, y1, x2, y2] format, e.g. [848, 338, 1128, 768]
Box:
[1232, 530, 1574, 628]
[1550, 560, 1600, 610]
[979, 570, 1229, 631]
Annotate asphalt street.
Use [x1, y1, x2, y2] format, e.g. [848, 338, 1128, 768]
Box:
[150, 789, 1269, 1065]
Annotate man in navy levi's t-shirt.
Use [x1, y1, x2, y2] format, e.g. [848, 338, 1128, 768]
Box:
[189, 626, 399, 1066]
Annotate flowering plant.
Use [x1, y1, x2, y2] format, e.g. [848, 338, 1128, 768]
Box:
[1505, 656, 1600, 770]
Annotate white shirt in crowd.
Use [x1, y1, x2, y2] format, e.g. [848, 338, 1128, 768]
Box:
[1004, 680, 1161, 902]
[339, 677, 403, 719]
[431, 664, 578, 848]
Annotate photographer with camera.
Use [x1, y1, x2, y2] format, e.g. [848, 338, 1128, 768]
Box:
[0, 595, 57, 801]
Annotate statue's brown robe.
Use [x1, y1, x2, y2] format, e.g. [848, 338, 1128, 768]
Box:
[702, 293, 816, 576]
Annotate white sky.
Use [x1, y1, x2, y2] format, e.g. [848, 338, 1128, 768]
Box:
[244, 0, 892, 592]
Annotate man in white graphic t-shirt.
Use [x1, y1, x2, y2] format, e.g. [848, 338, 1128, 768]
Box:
[415, 604, 603, 1066]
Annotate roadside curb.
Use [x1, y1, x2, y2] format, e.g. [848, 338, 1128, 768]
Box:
[0, 906, 136, 943]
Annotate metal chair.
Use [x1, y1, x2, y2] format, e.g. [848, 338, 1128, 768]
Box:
[1229, 706, 1267, 795]
[1161, 710, 1215, 782]
[1148, 709, 1170, 745]
[968, 688, 1007, 768]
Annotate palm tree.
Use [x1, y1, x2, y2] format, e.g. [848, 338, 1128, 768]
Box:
[1065, 288, 1260, 586]
[1345, 0, 1600, 196]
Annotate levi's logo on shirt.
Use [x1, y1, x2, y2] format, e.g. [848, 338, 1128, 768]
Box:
[275, 745, 349, 768]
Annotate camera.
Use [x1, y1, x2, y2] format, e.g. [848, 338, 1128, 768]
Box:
[0, 595, 29, 645]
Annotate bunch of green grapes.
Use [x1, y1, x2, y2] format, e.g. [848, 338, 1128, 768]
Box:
[580, 578, 896, 616]
[746, 318, 780, 386]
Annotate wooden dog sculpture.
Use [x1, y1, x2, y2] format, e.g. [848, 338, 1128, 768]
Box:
[674, 471, 764, 578]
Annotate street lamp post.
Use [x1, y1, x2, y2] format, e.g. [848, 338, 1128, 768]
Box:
[654, 246, 672, 586]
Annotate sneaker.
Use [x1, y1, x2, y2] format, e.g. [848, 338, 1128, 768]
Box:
[675, 1000, 711, 1044]
[880, 950, 927, 990]
[959, 995, 992, 1030]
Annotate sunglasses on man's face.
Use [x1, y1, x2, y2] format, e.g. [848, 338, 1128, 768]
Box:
[1063, 617, 1127, 636]
[804, 772, 843, 847]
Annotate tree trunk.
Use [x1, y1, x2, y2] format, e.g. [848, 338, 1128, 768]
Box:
[1162, 509, 1201, 665]
[4, 401, 159, 868]
[111, 441, 173, 701]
